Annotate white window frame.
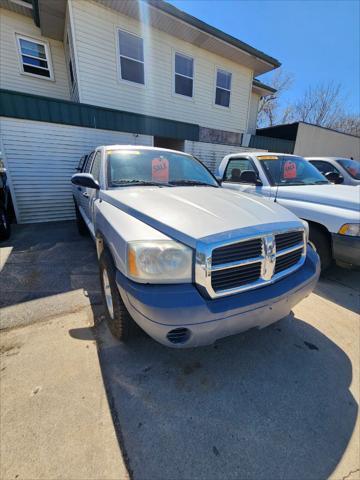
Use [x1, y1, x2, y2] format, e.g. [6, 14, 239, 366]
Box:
[173, 51, 194, 100]
[214, 67, 232, 109]
[116, 28, 145, 87]
[15, 33, 54, 81]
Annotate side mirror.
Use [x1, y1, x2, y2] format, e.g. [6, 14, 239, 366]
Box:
[240, 170, 263, 186]
[71, 173, 100, 190]
[325, 171, 344, 184]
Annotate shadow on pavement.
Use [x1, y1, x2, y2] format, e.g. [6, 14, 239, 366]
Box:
[315, 264, 360, 314]
[0, 221, 101, 309]
[70, 313, 358, 480]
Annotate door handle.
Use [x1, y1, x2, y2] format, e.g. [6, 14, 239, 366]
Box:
[82, 192, 89, 198]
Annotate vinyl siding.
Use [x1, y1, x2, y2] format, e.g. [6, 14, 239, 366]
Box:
[184, 141, 265, 173]
[0, 8, 70, 100]
[70, 0, 253, 134]
[0, 117, 152, 223]
[248, 92, 261, 135]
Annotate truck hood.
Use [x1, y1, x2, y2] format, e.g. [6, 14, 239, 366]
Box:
[101, 186, 301, 248]
[276, 184, 359, 211]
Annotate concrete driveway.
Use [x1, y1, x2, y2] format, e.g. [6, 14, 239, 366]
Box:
[1, 222, 359, 480]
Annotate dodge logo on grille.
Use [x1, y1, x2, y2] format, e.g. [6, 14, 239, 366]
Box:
[262, 235, 276, 280]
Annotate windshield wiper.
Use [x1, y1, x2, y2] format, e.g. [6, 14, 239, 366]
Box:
[169, 180, 218, 187]
[314, 180, 329, 184]
[111, 179, 173, 187]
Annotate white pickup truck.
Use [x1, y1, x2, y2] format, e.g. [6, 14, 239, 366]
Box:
[218, 152, 360, 270]
[71, 145, 319, 348]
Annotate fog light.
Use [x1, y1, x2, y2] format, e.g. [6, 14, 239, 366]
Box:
[166, 328, 190, 344]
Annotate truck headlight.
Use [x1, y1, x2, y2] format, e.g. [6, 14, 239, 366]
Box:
[338, 224, 360, 237]
[301, 219, 309, 242]
[127, 240, 193, 283]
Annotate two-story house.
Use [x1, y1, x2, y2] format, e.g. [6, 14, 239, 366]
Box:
[0, 0, 279, 223]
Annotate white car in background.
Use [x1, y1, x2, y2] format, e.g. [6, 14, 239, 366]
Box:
[306, 157, 360, 186]
[217, 152, 360, 270]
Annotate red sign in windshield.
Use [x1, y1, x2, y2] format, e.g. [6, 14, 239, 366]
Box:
[283, 160, 297, 179]
[152, 157, 169, 182]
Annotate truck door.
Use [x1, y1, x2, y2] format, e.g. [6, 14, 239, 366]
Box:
[83, 150, 101, 229]
[221, 157, 271, 197]
[77, 152, 94, 223]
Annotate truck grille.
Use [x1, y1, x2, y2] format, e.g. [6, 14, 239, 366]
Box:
[212, 238, 262, 266]
[195, 228, 306, 298]
[212, 262, 262, 292]
[275, 249, 303, 274]
[275, 231, 303, 251]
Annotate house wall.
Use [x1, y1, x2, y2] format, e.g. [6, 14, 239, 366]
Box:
[0, 8, 70, 100]
[69, 0, 253, 134]
[0, 117, 152, 223]
[294, 123, 360, 158]
[64, 7, 80, 102]
[248, 92, 261, 135]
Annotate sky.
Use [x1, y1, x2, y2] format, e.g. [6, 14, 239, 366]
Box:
[168, 0, 360, 116]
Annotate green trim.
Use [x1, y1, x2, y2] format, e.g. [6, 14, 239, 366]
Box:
[147, 0, 281, 69]
[0, 89, 199, 141]
[252, 78, 276, 94]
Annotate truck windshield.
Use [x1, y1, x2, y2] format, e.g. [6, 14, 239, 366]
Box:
[106, 149, 219, 188]
[258, 155, 329, 186]
[338, 159, 360, 180]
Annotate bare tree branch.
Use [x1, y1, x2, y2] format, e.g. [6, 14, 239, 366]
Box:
[257, 68, 294, 127]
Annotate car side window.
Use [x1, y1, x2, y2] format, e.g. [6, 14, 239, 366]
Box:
[77, 155, 88, 172]
[83, 152, 94, 173]
[310, 160, 338, 175]
[223, 158, 257, 182]
[90, 151, 101, 182]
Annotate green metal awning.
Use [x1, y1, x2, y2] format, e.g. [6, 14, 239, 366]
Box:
[0, 89, 200, 141]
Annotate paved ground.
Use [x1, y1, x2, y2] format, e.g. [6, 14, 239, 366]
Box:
[1, 222, 359, 480]
[0, 221, 101, 329]
[1, 309, 129, 480]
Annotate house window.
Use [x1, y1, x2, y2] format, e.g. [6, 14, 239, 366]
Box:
[174, 52, 193, 97]
[16, 34, 53, 79]
[215, 69, 232, 107]
[118, 30, 144, 84]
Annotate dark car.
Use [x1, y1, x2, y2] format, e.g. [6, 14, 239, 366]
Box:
[0, 162, 12, 240]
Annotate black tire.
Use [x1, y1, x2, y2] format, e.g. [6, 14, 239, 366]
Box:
[99, 249, 138, 341]
[74, 202, 88, 236]
[309, 224, 332, 271]
[0, 209, 11, 241]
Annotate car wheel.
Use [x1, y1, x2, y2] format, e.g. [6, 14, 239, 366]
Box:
[99, 249, 138, 341]
[0, 209, 11, 241]
[74, 203, 88, 236]
[309, 225, 332, 271]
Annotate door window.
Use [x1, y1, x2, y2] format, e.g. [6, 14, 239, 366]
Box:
[310, 160, 339, 175]
[90, 152, 101, 182]
[223, 158, 258, 182]
[83, 152, 94, 173]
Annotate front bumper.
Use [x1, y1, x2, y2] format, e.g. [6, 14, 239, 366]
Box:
[116, 247, 320, 348]
[332, 233, 360, 268]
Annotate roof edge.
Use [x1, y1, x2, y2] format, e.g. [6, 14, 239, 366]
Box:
[252, 78, 276, 94]
[146, 0, 281, 69]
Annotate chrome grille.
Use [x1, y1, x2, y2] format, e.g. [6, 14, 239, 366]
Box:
[212, 238, 262, 266]
[212, 262, 262, 292]
[275, 231, 303, 251]
[275, 249, 303, 274]
[195, 227, 306, 299]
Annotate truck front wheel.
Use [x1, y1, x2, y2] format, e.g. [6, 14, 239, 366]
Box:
[99, 249, 138, 341]
[309, 224, 332, 271]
